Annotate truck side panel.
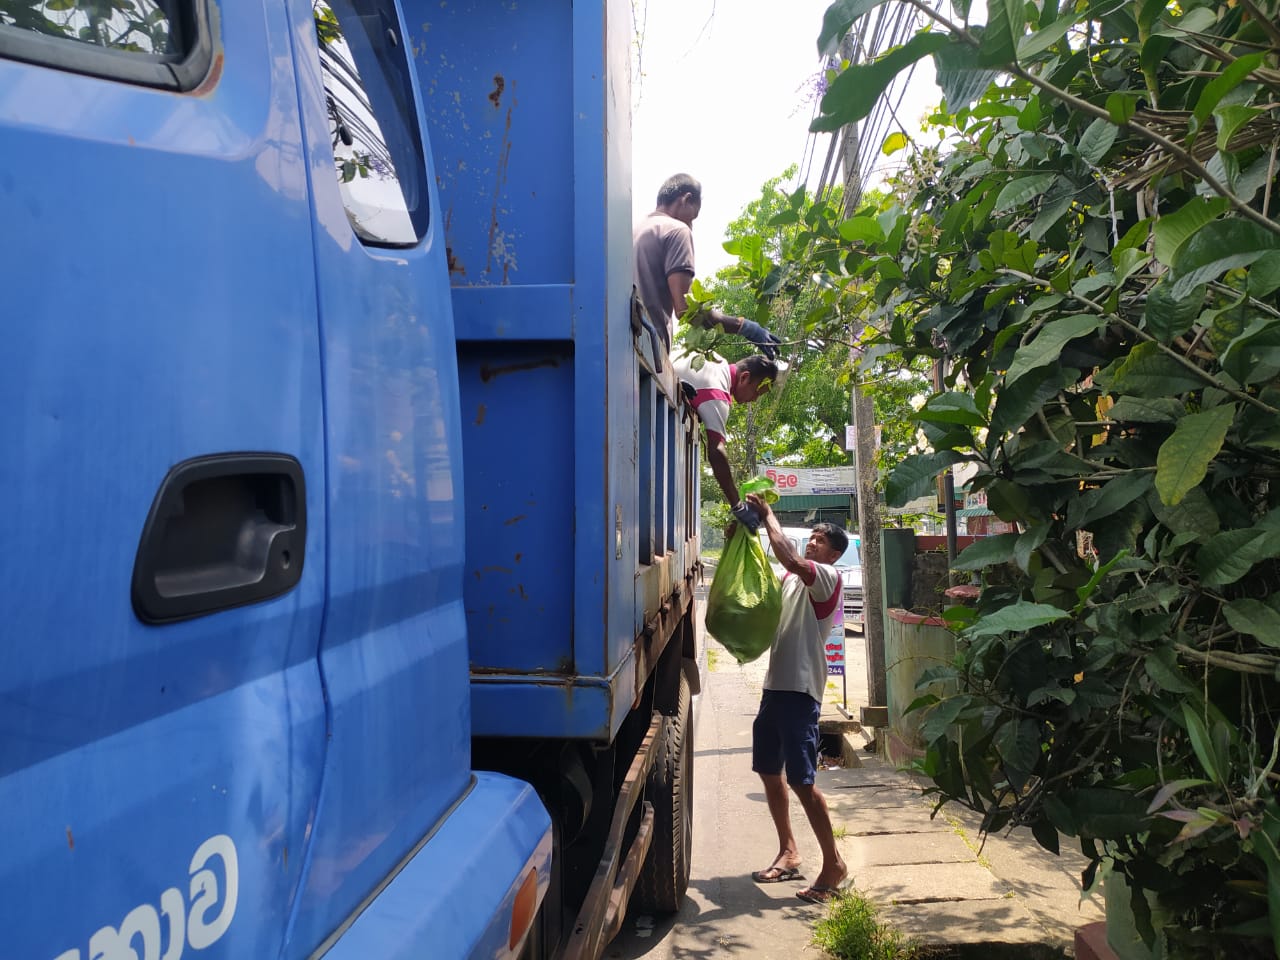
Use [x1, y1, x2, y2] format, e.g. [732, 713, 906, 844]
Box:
[416, 0, 696, 743]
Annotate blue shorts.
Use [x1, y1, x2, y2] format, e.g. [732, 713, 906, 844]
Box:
[752, 689, 821, 787]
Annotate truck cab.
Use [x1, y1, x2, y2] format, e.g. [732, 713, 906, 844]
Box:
[0, 0, 551, 956]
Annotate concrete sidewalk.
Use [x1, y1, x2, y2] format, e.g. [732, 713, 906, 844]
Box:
[818, 746, 1103, 956]
[813, 630, 1103, 955]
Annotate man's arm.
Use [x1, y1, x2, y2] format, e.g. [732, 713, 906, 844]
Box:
[705, 435, 739, 506]
[667, 270, 694, 324]
[747, 493, 815, 585]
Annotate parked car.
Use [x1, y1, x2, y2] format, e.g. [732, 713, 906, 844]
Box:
[760, 526, 864, 630]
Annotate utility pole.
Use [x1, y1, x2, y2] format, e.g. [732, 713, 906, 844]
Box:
[850, 363, 886, 713]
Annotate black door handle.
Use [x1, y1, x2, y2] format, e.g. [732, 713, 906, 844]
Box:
[132, 454, 306, 624]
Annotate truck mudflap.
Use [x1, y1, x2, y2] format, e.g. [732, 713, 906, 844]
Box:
[562, 713, 663, 960]
[314, 772, 552, 960]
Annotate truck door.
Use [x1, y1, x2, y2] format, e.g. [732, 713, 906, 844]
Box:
[280, 0, 476, 951]
[0, 3, 327, 959]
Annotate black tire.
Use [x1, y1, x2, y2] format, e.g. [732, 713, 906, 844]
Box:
[634, 671, 693, 912]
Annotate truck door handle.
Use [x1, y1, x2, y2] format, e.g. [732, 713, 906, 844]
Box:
[132, 454, 306, 624]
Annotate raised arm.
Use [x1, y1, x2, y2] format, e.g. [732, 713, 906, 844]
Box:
[746, 493, 815, 585]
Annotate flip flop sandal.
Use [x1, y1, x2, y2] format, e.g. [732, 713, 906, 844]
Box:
[796, 884, 843, 904]
[751, 866, 803, 884]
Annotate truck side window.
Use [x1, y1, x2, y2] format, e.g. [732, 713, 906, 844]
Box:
[0, 0, 211, 88]
[313, 0, 427, 247]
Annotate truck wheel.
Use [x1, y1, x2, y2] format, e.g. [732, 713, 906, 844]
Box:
[635, 671, 692, 913]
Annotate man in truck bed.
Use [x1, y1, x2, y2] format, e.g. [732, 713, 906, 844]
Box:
[633, 172, 782, 357]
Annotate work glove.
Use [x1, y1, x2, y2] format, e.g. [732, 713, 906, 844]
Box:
[736, 319, 781, 360]
[731, 501, 762, 534]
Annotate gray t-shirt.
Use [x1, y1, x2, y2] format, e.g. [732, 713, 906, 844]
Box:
[633, 212, 695, 344]
[763, 561, 842, 704]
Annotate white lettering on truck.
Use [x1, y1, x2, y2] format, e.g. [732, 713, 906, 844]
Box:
[52, 833, 239, 960]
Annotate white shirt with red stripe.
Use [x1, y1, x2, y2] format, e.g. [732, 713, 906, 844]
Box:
[672, 350, 734, 447]
[764, 561, 842, 704]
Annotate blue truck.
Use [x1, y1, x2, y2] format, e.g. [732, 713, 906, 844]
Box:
[0, 0, 702, 956]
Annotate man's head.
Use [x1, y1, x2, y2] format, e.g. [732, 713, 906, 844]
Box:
[731, 355, 779, 403]
[806, 523, 848, 564]
[656, 173, 702, 227]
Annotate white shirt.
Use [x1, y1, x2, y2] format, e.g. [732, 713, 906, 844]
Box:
[763, 561, 842, 704]
[672, 351, 734, 446]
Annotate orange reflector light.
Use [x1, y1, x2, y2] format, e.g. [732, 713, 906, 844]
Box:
[508, 867, 539, 952]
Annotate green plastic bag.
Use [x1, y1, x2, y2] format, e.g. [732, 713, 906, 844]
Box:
[705, 524, 782, 664]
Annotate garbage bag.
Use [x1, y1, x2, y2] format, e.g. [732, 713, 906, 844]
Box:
[705, 524, 782, 664]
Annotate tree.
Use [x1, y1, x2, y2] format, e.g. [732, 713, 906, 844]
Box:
[685, 168, 929, 535]
[729, 1, 1280, 954]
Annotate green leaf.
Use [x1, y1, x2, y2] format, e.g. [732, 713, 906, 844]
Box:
[1031, 817, 1060, 855]
[1076, 117, 1118, 166]
[1192, 53, 1266, 130]
[1249, 252, 1280, 299]
[886, 450, 964, 507]
[1014, 523, 1050, 573]
[1064, 788, 1148, 840]
[990, 367, 1070, 437]
[1150, 7, 1217, 37]
[1222, 316, 1280, 386]
[1155, 405, 1234, 506]
[1071, 474, 1153, 529]
[963, 601, 1068, 639]
[881, 131, 909, 155]
[1143, 279, 1204, 344]
[952, 532, 1019, 571]
[1017, 15, 1073, 59]
[1182, 703, 1223, 785]
[1145, 648, 1198, 695]
[1170, 218, 1280, 299]
[1215, 105, 1263, 153]
[838, 216, 886, 244]
[914, 391, 986, 427]
[813, 31, 951, 131]
[1223, 599, 1280, 647]
[1149, 485, 1219, 539]
[1152, 197, 1231, 267]
[1106, 92, 1139, 125]
[1005, 314, 1104, 386]
[1108, 342, 1205, 397]
[932, 38, 1000, 111]
[920, 694, 973, 743]
[1074, 550, 1130, 614]
[995, 718, 1041, 787]
[980, 0, 1024, 66]
[1196, 526, 1280, 587]
[993, 174, 1055, 212]
[1107, 397, 1184, 424]
[817, 0, 892, 56]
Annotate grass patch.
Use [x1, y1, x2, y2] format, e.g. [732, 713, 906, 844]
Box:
[707, 647, 720, 671]
[832, 825, 849, 840]
[701, 547, 722, 560]
[812, 890, 918, 960]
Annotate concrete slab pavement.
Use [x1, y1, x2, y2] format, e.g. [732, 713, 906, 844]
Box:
[821, 752, 1103, 955]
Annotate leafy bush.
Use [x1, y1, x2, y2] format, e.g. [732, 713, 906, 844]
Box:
[720, 0, 1280, 954]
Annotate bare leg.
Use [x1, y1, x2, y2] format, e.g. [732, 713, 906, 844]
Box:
[791, 783, 847, 890]
[758, 772, 803, 874]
